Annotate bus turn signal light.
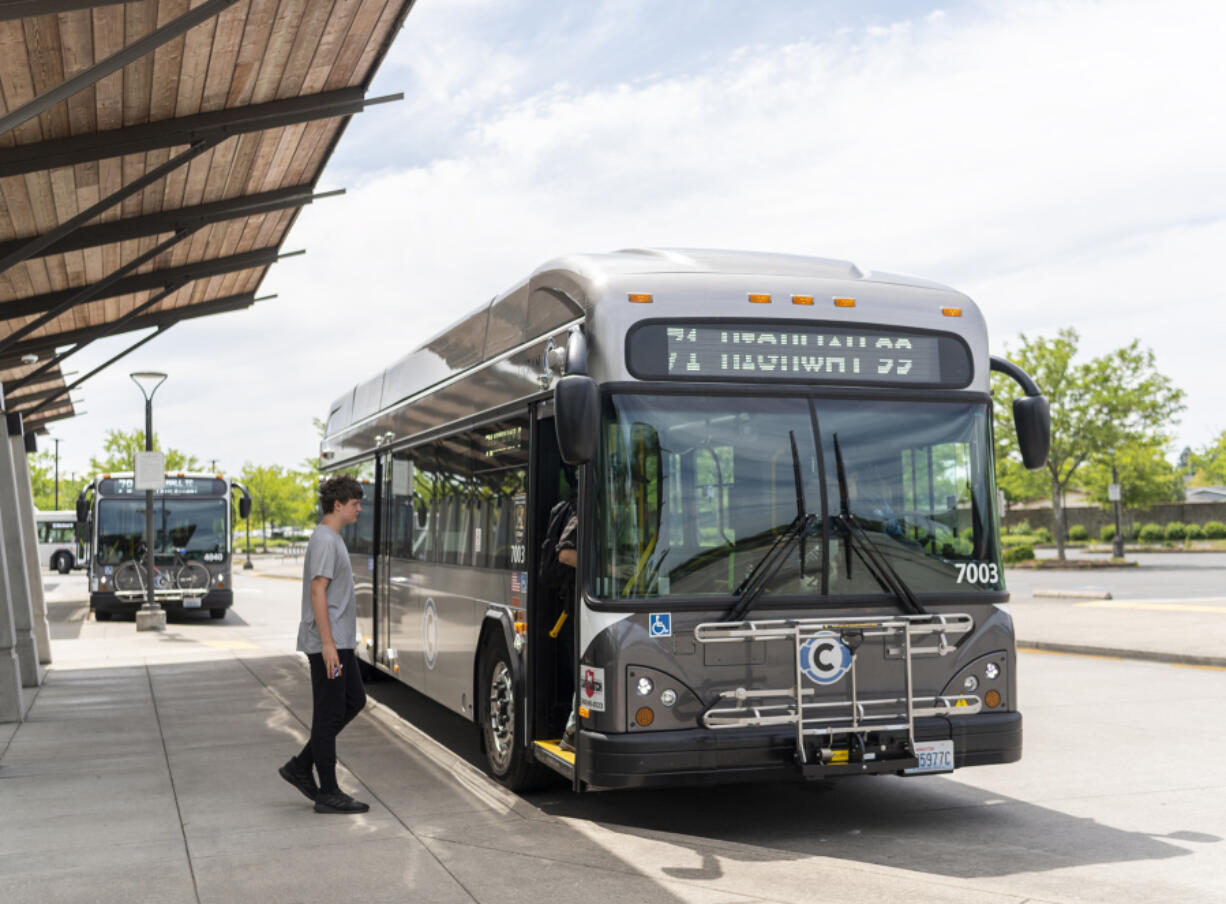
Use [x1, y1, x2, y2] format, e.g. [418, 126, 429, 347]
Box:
[942, 307, 963, 317]
[628, 293, 653, 303]
[833, 297, 855, 307]
[985, 689, 1001, 708]
[791, 295, 814, 305]
[748, 294, 771, 304]
[635, 707, 655, 727]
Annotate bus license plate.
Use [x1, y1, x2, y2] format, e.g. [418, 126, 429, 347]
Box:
[905, 740, 954, 774]
[183, 598, 201, 609]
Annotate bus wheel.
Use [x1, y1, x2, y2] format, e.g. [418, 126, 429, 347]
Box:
[95, 610, 112, 622]
[55, 553, 72, 574]
[478, 634, 546, 791]
[209, 609, 226, 620]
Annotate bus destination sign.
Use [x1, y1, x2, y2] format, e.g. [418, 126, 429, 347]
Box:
[627, 321, 972, 387]
[98, 476, 227, 496]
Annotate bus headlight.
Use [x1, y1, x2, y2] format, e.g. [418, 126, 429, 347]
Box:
[985, 662, 1000, 680]
[636, 676, 654, 696]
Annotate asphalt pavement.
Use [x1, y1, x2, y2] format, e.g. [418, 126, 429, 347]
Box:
[1, 553, 1223, 903]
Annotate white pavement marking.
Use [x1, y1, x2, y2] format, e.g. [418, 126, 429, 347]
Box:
[1074, 600, 1226, 614]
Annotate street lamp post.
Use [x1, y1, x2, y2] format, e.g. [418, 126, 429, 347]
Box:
[131, 372, 168, 632]
[244, 507, 253, 569]
[53, 437, 61, 509]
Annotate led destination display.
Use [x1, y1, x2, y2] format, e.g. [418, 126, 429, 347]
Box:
[627, 321, 972, 387]
[98, 476, 227, 496]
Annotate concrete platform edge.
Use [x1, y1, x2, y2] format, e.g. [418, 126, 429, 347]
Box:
[1018, 639, 1226, 668]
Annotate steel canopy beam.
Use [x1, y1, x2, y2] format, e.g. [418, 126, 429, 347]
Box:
[1, 386, 76, 409]
[0, 292, 260, 367]
[0, 186, 342, 263]
[0, 89, 402, 177]
[25, 325, 172, 417]
[0, 0, 240, 138]
[0, 246, 286, 324]
[0, 1, 125, 21]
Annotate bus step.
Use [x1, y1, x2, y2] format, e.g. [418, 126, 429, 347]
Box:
[533, 740, 575, 779]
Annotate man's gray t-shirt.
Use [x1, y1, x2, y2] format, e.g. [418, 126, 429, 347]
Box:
[296, 524, 357, 653]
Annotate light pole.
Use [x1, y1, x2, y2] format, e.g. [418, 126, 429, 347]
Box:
[53, 437, 61, 509]
[131, 371, 168, 632]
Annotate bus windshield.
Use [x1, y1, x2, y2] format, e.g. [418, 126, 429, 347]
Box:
[591, 393, 1001, 603]
[96, 498, 228, 565]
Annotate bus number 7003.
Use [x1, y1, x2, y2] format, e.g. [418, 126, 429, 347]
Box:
[955, 563, 999, 584]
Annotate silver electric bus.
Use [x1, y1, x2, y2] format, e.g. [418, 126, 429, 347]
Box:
[77, 473, 252, 621]
[320, 249, 1050, 791]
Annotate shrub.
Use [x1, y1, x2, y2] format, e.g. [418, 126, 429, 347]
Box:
[1164, 522, 1187, 541]
[1186, 523, 1204, 541]
[1008, 519, 1032, 536]
[1100, 524, 1117, 542]
[1205, 521, 1226, 539]
[1068, 524, 1088, 541]
[1138, 522, 1165, 543]
[1036, 527, 1053, 543]
[1003, 544, 1035, 563]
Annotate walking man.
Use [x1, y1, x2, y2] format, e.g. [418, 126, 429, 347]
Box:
[279, 475, 370, 814]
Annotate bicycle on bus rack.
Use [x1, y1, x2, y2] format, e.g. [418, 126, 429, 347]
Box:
[113, 544, 211, 601]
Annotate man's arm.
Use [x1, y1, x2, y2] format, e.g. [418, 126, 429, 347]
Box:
[311, 575, 340, 678]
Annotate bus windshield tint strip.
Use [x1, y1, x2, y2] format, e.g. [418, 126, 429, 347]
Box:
[627, 320, 972, 388]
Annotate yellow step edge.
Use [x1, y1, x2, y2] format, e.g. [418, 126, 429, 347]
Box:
[534, 739, 575, 766]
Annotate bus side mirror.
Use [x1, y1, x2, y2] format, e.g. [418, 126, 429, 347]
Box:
[1013, 395, 1050, 470]
[554, 375, 599, 465]
[239, 496, 252, 520]
[76, 498, 89, 524]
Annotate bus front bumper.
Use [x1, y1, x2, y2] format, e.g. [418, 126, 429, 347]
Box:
[579, 711, 1021, 790]
[90, 589, 233, 616]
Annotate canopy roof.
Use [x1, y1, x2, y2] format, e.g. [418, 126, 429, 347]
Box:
[0, 0, 413, 432]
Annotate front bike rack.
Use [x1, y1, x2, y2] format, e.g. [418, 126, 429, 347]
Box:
[694, 613, 979, 765]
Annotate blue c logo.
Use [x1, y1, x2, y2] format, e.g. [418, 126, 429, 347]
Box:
[799, 631, 852, 685]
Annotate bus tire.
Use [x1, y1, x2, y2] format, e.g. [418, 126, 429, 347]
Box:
[95, 610, 112, 622]
[209, 608, 226, 620]
[478, 633, 547, 792]
[54, 552, 73, 574]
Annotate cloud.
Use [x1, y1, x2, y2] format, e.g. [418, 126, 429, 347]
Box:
[45, 0, 1226, 477]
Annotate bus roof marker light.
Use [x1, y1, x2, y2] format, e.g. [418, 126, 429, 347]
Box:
[942, 307, 963, 317]
[748, 293, 771, 304]
[628, 293, 653, 303]
[833, 297, 856, 308]
[791, 295, 814, 306]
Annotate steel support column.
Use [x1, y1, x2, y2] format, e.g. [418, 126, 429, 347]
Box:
[10, 426, 51, 665]
[0, 412, 39, 688]
[0, 387, 24, 722]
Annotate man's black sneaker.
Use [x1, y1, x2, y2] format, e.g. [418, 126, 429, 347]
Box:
[314, 789, 370, 814]
[278, 760, 318, 802]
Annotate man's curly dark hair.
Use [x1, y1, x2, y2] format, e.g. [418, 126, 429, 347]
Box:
[319, 474, 364, 516]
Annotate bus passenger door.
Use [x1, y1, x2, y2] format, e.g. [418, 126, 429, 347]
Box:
[383, 448, 419, 684]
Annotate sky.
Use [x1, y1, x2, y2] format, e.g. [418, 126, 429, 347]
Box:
[38, 0, 1226, 483]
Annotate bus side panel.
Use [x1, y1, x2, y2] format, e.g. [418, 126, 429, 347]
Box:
[386, 552, 424, 687]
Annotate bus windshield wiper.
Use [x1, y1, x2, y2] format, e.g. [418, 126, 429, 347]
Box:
[725, 431, 817, 622]
[831, 433, 928, 617]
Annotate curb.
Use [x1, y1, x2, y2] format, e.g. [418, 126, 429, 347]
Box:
[1018, 640, 1226, 669]
[1033, 589, 1112, 600]
[247, 573, 300, 582]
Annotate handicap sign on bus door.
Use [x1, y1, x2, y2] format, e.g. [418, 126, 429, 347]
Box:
[649, 613, 671, 638]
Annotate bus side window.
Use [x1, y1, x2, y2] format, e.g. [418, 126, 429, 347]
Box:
[410, 447, 438, 562]
[469, 415, 529, 570]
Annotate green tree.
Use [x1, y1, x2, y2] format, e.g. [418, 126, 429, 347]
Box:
[1190, 430, 1226, 486]
[88, 428, 202, 474]
[25, 450, 90, 511]
[993, 329, 1185, 559]
[1080, 439, 1184, 508]
[240, 464, 316, 551]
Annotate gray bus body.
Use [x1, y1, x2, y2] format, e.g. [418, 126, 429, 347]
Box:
[81, 473, 237, 620]
[321, 249, 1040, 790]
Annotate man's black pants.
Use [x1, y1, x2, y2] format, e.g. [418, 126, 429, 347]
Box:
[292, 648, 365, 793]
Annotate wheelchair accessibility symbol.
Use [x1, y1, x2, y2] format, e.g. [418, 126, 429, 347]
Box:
[649, 613, 672, 638]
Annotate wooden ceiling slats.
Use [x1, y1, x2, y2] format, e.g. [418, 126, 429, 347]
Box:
[121, 2, 156, 128]
[250, 0, 305, 107]
[326, 0, 387, 92]
[228, 0, 273, 109]
[276, 0, 332, 101]
[92, 9, 126, 131]
[199, 0, 245, 114]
